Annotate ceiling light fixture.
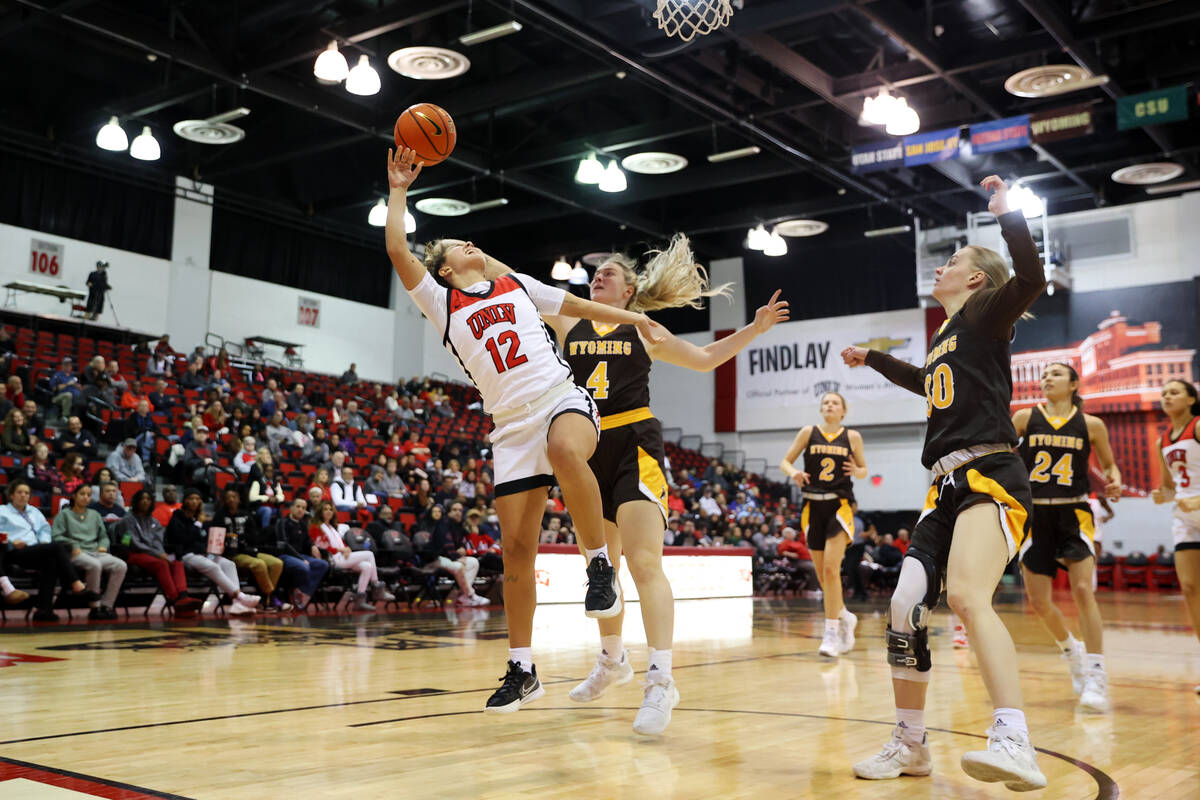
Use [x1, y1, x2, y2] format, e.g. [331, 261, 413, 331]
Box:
[95, 116, 128, 152]
[459, 21, 523, 46]
[885, 97, 920, 136]
[129, 126, 160, 161]
[763, 229, 788, 257]
[860, 89, 899, 126]
[368, 198, 387, 227]
[569, 262, 589, 285]
[1008, 184, 1044, 219]
[1145, 179, 1200, 195]
[598, 160, 627, 192]
[551, 258, 572, 281]
[707, 145, 761, 163]
[575, 153, 605, 184]
[314, 41, 350, 83]
[746, 224, 770, 251]
[345, 55, 381, 96]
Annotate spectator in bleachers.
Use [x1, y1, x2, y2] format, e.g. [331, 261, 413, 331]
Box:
[120, 398, 160, 463]
[247, 448, 285, 528]
[201, 400, 228, 435]
[81, 355, 106, 386]
[6, 375, 25, 408]
[339, 363, 359, 385]
[383, 433, 403, 461]
[56, 416, 97, 460]
[895, 527, 911, 555]
[309, 501, 391, 611]
[22, 399, 45, 440]
[463, 509, 502, 573]
[89, 481, 127, 525]
[1, 480, 98, 621]
[165, 489, 259, 615]
[260, 378, 278, 409]
[697, 485, 722, 517]
[207, 370, 231, 396]
[212, 488, 286, 611]
[777, 526, 818, 592]
[2, 408, 32, 456]
[153, 486, 181, 527]
[182, 425, 222, 500]
[146, 351, 173, 379]
[58, 452, 86, 496]
[179, 359, 205, 390]
[232, 435, 257, 475]
[104, 360, 128, 393]
[264, 410, 291, 458]
[329, 430, 355, 458]
[433, 474, 459, 507]
[275, 498, 329, 609]
[364, 467, 390, 501]
[319, 449, 346, 478]
[148, 379, 175, 412]
[286, 382, 311, 413]
[401, 431, 430, 460]
[51, 484, 126, 620]
[22, 442, 62, 507]
[153, 334, 174, 357]
[331, 466, 372, 515]
[303, 427, 330, 466]
[106, 439, 146, 484]
[80, 375, 115, 418]
[0, 385, 12, 421]
[309, 468, 332, 503]
[343, 401, 367, 431]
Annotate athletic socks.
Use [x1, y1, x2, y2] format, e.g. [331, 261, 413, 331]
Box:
[1055, 634, 1077, 653]
[838, 607, 854, 623]
[648, 648, 672, 677]
[601, 635, 623, 660]
[992, 707, 1029, 738]
[896, 708, 926, 745]
[0, 576, 14, 596]
[1087, 653, 1105, 672]
[585, 544, 610, 564]
[509, 647, 533, 674]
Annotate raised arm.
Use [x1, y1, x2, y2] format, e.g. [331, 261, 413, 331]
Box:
[383, 148, 427, 291]
[963, 176, 1047, 336]
[648, 290, 789, 371]
[1086, 414, 1122, 499]
[843, 346, 924, 396]
[559, 293, 663, 344]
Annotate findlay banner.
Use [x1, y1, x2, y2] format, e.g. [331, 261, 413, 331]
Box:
[734, 308, 928, 431]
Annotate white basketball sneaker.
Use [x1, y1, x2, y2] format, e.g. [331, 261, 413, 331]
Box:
[569, 649, 634, 702]
[952, 623, 969, 649]
[1063, 640, 1087, 695]
[632, 671, 679, 736]
[1079, 669, 1110, 713]
[960, 727, 1047, 792]
[818, 627, 840, 658]
[852, 725, 932, 780]
[839, 611, 857, 654]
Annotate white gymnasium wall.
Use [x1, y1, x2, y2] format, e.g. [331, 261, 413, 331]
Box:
[206, 271, 396, 382]
[0, 221, 171, 334]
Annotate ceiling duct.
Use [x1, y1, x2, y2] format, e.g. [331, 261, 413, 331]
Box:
[172, 107, 250, 144]
[1004, 65, 1109, 98]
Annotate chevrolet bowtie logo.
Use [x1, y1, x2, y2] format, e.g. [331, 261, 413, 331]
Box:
[855, 336, 910, 354]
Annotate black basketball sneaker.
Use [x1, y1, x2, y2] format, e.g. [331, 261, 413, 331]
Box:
[584, 553, 621, 618]
[484, 661, 545, 714]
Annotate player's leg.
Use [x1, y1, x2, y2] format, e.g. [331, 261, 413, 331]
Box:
[950, 503, 1046, 791]
[1174, 546, 1200, 693]
[1067, 556, 1108, 711]
[570, 520, 634, 703]
[1022, 563, 1086, 694]
[487, 487, 549, 714]
[823, 521, 856, 655]
[547, 411, 619, 618]
[618, 499, 679, 735]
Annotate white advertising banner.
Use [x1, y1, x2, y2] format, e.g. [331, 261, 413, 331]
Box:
[734, 307, 928, 430]
[533, 550, 752, 604]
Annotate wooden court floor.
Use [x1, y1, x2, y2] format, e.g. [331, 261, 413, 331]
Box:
[1, 591, 1196, 800]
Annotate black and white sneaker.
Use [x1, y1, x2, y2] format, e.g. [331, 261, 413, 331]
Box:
[584, 554, 621, 619]
[484, 661, 545, 714]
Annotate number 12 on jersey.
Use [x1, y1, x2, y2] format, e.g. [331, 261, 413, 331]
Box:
[485, 331, 528, 373]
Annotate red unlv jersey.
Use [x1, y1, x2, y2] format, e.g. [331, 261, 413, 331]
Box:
[408, 272, 571, 415]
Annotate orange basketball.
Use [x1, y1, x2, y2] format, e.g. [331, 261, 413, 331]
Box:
[393, 103, 456, 165]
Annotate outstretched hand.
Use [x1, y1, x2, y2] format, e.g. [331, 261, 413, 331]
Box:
[981, 174, 1010, 216]
[387, 147, 424, 191]
[841, 346, 867, 367]
[636, 315, 667, 345]
[753, 290, 790, 334]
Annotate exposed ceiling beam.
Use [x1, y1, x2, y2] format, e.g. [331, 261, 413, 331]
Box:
[852, 2, 1095, 195]
[14, 0, 669, 239]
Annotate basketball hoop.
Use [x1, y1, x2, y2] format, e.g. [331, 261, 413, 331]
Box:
[653, 0, 734, 42]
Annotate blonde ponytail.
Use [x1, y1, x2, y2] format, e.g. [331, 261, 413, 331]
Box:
[615, 234, 733, 312]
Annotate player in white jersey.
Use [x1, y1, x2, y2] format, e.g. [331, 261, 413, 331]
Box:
[1150, 379, 1200, 694]
[385, 147, 663, 713]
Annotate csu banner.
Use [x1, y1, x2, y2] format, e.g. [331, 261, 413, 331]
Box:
[969, 115, 1030, 154]
[1117, 85, 1189, 129]
[903, 128, 960, 166]
[850, 140, 904, 174]
[734, 308, 928, 431]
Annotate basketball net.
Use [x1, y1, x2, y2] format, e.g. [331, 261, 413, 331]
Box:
[653, 0, 734, 42]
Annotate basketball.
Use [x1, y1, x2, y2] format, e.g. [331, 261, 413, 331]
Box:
[393, 102, 456, 165]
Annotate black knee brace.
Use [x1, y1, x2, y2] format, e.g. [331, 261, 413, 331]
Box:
[886, 603, 931, 671]
[905, 545, 943, 609]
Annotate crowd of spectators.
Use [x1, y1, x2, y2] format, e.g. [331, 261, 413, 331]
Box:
[0, 326, 900, 620]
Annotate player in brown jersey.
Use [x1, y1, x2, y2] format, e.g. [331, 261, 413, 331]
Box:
[544, 235, 788, 734]
[779, 392, 867, 658]
[844, 176, 1048, 791]
[1013, 362, 1121, 713]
